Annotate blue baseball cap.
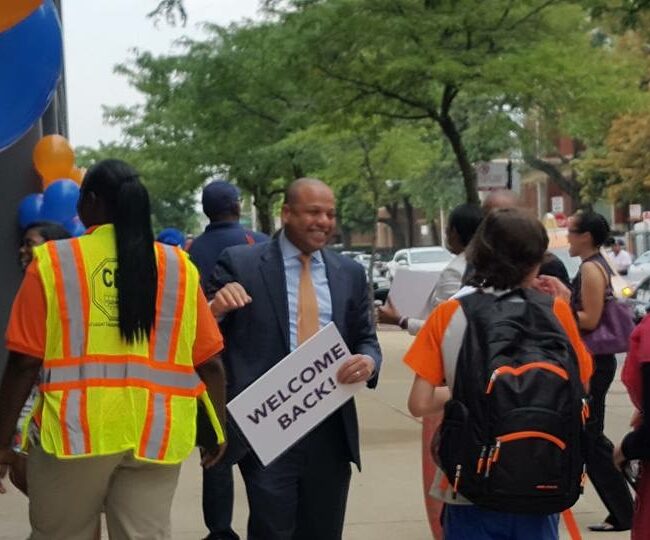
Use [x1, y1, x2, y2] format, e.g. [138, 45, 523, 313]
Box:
[202, 180, 241, 218]
[157, 228, 186, 247]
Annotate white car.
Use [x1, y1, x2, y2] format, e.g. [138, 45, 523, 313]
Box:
[386, 247, 453, 280]
[628, 250, 650, 285]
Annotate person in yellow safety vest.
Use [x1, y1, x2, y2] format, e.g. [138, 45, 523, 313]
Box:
[0, 159, 228, 540]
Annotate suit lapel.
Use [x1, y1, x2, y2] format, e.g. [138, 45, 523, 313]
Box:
[260, 239, 290, 351]
[323, 249, 345, 332]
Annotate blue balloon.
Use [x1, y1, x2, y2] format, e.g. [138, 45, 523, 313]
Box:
[18, 193, 43, 228]
[63, 216, 86, 237]
[41, 179, 79, 223]
[0, 1, 63, 151]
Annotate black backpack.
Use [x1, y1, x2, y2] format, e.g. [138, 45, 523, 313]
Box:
[435, 289, 588, 514]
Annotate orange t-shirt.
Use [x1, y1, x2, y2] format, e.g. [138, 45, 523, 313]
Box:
[5, 260, 223, 366]
[404, 294, 593, 389]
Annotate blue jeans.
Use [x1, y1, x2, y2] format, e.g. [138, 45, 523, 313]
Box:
[443, 505, 559, 540]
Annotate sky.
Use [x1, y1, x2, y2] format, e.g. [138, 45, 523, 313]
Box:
[61, 0, 261, 148]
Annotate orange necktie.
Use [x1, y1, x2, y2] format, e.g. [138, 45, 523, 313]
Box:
[297, 253, 320, 345]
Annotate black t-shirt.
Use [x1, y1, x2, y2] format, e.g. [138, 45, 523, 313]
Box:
[539, 253, 571, 289]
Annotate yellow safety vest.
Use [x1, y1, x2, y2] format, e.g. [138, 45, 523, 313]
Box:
[32, 224, 224, 463]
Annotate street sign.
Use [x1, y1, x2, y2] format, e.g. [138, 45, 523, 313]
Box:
[630, 204, 642, 221]
[476, 160, 520, 192]
[551, 196, 564, 214]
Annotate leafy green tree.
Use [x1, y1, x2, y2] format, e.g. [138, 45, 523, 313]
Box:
[76, 143, 201, 232]
[267, 0, 630, 204]
[103, 21, 328, 234]
[578, 113, 650, 207]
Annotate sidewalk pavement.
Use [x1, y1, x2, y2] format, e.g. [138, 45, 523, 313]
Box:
[0, 328, 634, 539]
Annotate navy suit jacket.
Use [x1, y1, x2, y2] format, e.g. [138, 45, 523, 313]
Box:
[206, 237, 382, 469]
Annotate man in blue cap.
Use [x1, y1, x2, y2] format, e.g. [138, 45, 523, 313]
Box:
[189, 180, 268, 540]
[190, 180, 268, 291]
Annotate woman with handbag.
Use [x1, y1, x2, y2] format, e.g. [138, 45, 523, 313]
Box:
[567, 210, 634, 532]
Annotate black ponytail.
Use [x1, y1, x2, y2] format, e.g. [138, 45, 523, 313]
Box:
[83, 160, 157, 344]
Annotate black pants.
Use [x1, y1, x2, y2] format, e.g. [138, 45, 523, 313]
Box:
[239, 414, 352, 540]
[202, 462, 240, 540]
[586, 354, 634, 529]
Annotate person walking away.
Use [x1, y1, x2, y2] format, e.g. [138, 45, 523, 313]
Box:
[190, 180, 268, 291]
[404, 208, 593, 539]
[0, 159, 228, 540]
[189, 180, 268, 540]
[567, 210, 634, 532]
[617, 313, 650, 539]
[207, 178, 382, 540]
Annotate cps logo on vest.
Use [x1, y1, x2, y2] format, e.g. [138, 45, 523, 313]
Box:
[91, 258, 119, 322]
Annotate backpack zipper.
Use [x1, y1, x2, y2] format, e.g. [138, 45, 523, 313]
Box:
[485, 362, 569, 394]
[452, 464, 462, 499]
[481, 431, 565, 477]
[581, 398, 590, 425]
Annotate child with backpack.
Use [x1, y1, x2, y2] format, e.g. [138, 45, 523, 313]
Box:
[404, 208, 593, 539]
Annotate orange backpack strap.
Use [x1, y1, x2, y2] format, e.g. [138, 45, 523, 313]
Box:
[562, 509, 582, 540]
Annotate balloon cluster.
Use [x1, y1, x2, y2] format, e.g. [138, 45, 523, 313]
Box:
[18, 135, 87, 237]
[0, 0, 63, 150]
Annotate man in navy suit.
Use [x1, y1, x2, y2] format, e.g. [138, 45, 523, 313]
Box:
[207, 178, 382, 540]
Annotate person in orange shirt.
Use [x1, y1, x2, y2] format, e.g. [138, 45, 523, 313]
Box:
[404, 208, 593, 540]
[0, 159, 227, 540]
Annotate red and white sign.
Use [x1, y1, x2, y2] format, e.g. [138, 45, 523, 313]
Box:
[476, 160, 520, 192]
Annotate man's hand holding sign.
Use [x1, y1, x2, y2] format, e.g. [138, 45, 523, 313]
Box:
[227, 323, 373, 466]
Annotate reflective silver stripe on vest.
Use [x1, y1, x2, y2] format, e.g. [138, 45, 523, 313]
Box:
[43, 361, 201, 391]
[145, 393, 168, 459]
[154, 245, 181, 362]
[64, 389, 86, 455]
[56, 241, 86, 357]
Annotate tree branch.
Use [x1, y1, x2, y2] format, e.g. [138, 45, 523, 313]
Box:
[440, 84, 459, 118]
[506, 0, 561, 30]
[230, 96, 281, 125]
[523, 153, 581, 200]
[316, 65, 439, 119]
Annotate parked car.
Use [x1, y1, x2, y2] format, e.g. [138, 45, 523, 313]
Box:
[625, 274, 650, 323]
[346, 252, 391, 290]
[628, 250, 650, 285]
[386, 247, 453, 280]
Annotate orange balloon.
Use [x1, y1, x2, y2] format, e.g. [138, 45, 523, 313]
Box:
[0, 0, 43, 33]
[33, 135, 75, 185]
[69, 166, 86, 185]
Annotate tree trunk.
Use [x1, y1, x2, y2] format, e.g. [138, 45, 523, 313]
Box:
[382, 202, 406, 248]
[341, 227, 352, 249]
[403, 196, 415, 247]
[368, 220, 378, 308]
[431, 219, 440, 245]
[255, 198, 274, 235]
[438, 114, 480, 205]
